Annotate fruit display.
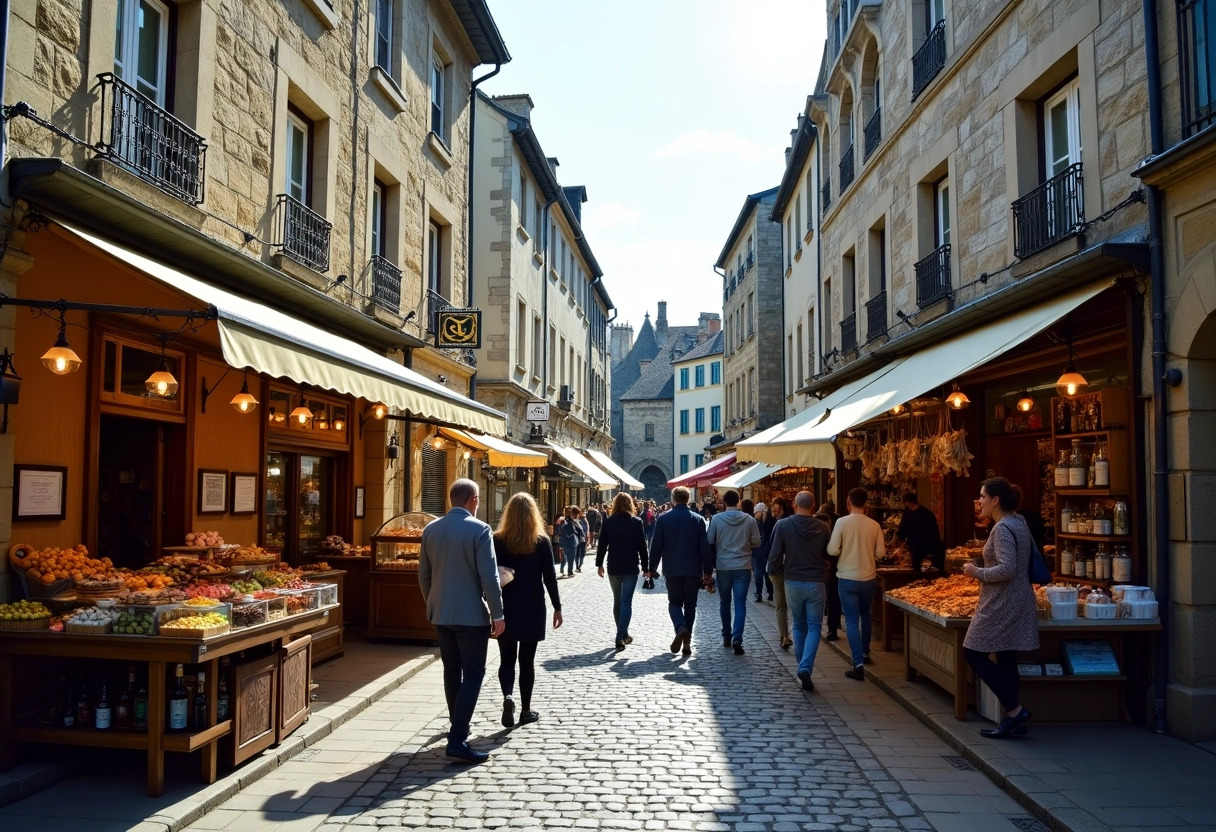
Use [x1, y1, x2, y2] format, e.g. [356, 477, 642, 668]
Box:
[124, 588, 187, 605]
[217, 545, 275, 566]
[231, 602, 267, 629]
[183, 597, 222, 607]
[143, 556, 227, 586]
[306, 561, 332, 571]
[65, 606, 118, 633]
[885, 574, 982, 618]
[184, 531, 224, 547]
[0, 600, 52, 620]
[8, 543, 113, 586]
[230, 579, 263, 595]
[113, 610, 156, 635]
[159, 612, 229, 636]
[283, 594, 313, 615]
[185, 582, 233, 601]
[123, 573, 176, 593]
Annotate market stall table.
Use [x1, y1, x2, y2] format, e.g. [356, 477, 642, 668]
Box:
[875, 568, 926, 651]
[0, 605, 333, 797]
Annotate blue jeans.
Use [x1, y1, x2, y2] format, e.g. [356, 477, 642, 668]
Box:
[838, 578, 878, 667]
[751, 551, 773, 598]
[607, 573, 638, 642]
[786, 580, 827, 674]
[716, 568, 751, 643]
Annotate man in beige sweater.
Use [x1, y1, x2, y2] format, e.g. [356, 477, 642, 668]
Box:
[826, 487, 885, 680]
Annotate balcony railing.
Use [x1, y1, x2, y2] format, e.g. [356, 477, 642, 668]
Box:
[369, 255, 402, 314]
[96, 73, 206, 204]
[822, 179, 832, 214]
[841, 312, 857, 354]
[863, 107, 882, 160]
[274, 194, 332, 272]
[914, 243, 952, 308]
[912, 20, 947, 100]
[746, 251, 755, 270]
[839, 145, 855, 191]
[865, 291, 887, 342]
[427, 287, 453, 335]
[1011, 162, 1084, 258]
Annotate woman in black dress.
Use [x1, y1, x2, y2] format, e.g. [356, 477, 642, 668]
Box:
[494, 492, 563, 727]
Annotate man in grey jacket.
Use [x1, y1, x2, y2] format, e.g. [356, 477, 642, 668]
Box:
[707, 490, 762, 654]
[419, 479, 505, 764]
[768, 491, 831, 692]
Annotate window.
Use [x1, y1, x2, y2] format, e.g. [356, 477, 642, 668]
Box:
[747, 293, 755, 336]
[370, 180, 385, 256]
[532, 314, 542, 379]
[430, 54, 448, 143]
[1044, 79, 1082, 179]
[548, 325, 556, 387]
[680, 367, 689, 389]
[805, 168, 815, 231]
[695, 408, 705, 433]
[711, 361, 721, 384]
[374, 0, 395, 73]
[645, 422, 655, 442]
[427, 220, 442, 296]
[748, 369, 755, 414]
[795, 198, 803, 251]
[114, 0, 170, 105]
[1180, 0, 1216, 135]
[679, 410, 690, 435]
[516, 300, 527, 370]
[286, 109, 311, 204]
[823, 278, 834, 352]
[786, 217, 794, 267]
[788, 333, 795, 393]
[711, 405, 721, 432]
[695, 454, 705, 468]
[1013, 78, 1084, 257]
[520, 173, 530, 233]
[936, 177, 951, 247]
[695, 365, 705, 387]
[560, 336, 567, 387]
[679, 455, 689, 474]
[796, 323, 804, 391]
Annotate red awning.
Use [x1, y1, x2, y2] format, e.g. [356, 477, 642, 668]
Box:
[667, 452, 737, 489]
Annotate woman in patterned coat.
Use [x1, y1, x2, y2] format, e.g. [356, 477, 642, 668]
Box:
[962, 476, 1040, 739]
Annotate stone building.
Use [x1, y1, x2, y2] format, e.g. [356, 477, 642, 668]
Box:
[0, 0, 515, 593]
[671, 327, 725, 479]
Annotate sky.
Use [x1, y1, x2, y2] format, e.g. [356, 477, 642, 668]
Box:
[481, 0, 828, 337]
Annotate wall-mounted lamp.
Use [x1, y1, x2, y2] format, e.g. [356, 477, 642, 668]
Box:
[945, 383, 970, 410]
[358, 401, 388, 436]
[889, 403, 906, 415]
[41, 313, 81, 375]
[0, 350, 21, 435]
[387, 432, 400, 462]
[229, 369, 259, 413]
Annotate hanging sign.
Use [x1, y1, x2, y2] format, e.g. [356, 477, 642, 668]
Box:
[526, 401, 550, 422]
[436, 308, 482, 348]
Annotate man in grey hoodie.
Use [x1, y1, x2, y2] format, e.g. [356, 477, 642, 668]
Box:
[707, 490, 762, 654]
[768, 491, 831, 692]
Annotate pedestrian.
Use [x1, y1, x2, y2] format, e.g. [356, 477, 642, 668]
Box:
[576, 508, 590, 573]
[706, 490, 762, 655]
[894, 492, 946, 572]
[768, 497, 793, 651]
[700, 500, 718, 522]
[557, 506, 582, 577]
[595, 492, 650, 651]
[642, 500, 657, 545]
[767, 491, 831, 691]
[649, 485, 713, 656]
[817, 507, 842, 642]
[963, 476, 1039, 738]
[586, 503, 602, 548]
[828, 487, 885, 680]
[750, 500, 775, 603]
[493, 492, 563, 729]
[418, 478, 504, 764]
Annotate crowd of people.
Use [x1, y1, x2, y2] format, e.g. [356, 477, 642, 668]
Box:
[418, 474, 1039, 763]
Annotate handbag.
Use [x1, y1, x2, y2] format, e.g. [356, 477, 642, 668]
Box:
[498, 566, 515, 587]
[642, 575, 655, 590]
[1009, 522, 1052, 584]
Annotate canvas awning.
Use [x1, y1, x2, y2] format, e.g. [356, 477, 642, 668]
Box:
[737, 280, 1113, 468]
[543, 440, 619, 490]
[713, 461, 786, 489]
[59, 223, 507, 436]
[583, 448, 645, 490]
[667, 452, 737, 489]
[438, 428, 548, 467]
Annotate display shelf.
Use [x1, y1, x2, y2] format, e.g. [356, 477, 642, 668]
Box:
[1053, 429, 1130, 439]
[1055, 489, 1126, 497]
[991, 430, 1051, 440]
[1057, 534, 1132, 542]
[10, 721, 149, 749]
[163, 719, 233, 752]
[1050, 574, 1114, 588]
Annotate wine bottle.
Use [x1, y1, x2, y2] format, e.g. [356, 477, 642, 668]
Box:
[115, 666, 134, 730]
[168, 664, 188, 731]
[217, 660, 230, 722]
[94, 681, 112, 730]
[133, 672, 148, 731]
[75, 672, 91, 728]
[61, 677, 75, 729]
[193, 671, 208, 730]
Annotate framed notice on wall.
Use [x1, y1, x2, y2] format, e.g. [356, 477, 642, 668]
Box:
[198, 469, 228, 515]
[13, 465, 67, 521]
[355, 486, 366, 519]
[230, 472, 258, 515]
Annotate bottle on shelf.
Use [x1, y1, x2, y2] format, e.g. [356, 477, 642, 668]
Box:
[1055, 399, 1072, 434]
[1061, 543, 1075, 576]
[75, 672, 91, 728]
[61, 677, 75, 729]
[115, 666, 134, 731]
[1095, 441, 1110, 488]
[1069, 440, 1086, 487]
[217, 660, 230, 722]
[1113, 501, 1130, 536]
[1091, 396, 1102, 430]
[1060, 503, 1074, 534]
[1096, 544, 1111, 581]
[168, 664, 189, 732]
[1113, 545, 1132, 582]
[133, 671, 148, 732]
[1074, 549, 1089, 578]
[1085, 553, 1096, 580]
[1055, 451, 1071, 487]
[193, 671, 208, 730]
[1087, 450, 1097, 488]
[94, 681, 112, 730]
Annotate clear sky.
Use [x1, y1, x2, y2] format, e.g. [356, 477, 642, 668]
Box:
[481, 0, 827, 338]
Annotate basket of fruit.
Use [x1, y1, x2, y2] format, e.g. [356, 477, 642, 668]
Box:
[0, 600, 53, 630]
[158, 610, 230, 639]
[8, 543, 111, 598]
[112, 607, 160, 635]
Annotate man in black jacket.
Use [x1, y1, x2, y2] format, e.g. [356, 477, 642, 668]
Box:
[650, 486, 713, 656]
[768, 491, 831, 692]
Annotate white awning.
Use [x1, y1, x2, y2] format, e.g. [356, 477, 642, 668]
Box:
[737, 280, 1113, 468]
[543, 440, 619, 490]
[583, 448, 644, 490]
[713, 461, 786, 489]
[438, 428, 548, 468]
[59, 224, 507, 436]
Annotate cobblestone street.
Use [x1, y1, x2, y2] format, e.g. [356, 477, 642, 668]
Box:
[185, 572, 1040, 832]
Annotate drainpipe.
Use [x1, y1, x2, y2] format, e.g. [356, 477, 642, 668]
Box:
[466, 64, 502, 404]
[0, 0, 9, 172]
[1141, 0, 1171, 735]
[713, 265, 728, 431]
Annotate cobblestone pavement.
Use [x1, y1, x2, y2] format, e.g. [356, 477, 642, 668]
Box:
[186, 572, 1039, 832]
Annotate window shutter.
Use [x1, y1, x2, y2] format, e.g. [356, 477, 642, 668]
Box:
[421, 446, 449, 514]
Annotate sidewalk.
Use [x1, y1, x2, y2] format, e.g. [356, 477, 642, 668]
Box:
[747, 594, 1216, 832]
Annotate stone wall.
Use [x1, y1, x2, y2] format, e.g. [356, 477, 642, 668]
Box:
[623, 400, 673, 501]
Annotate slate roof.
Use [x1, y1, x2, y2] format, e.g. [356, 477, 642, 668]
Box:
[715, 186, 779, 268]
[610, 315, 659, 407]
[672, 330, 724, 364]
[620, 326, 699, 402]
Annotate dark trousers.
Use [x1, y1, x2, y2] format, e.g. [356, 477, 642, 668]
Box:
[824, 558, 842, 634]
[666, 575, 702, 636]
[965, 648, 1021, 712]
[497, 639, 539, 711]
[435, 624, 490, 743]
[751, 551, 773, 598]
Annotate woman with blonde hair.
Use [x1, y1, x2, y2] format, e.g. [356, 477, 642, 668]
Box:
[494, 492, 563, 727]
[595, 491, 650, 651]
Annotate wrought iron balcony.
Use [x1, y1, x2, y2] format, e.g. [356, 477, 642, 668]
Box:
[912, 20, 946, 100]
[96, 73, 206, 204]
[1011, 162, 1084, 258]
[914, 243, 952, 308]
[841, 312, 857, 354]
[822, 178, 832, 214]
[427, 288, 453, 335]
[863, 107, 882, 160]
[369, 255, 402, 315]
[865, 291, 887, 342]
[839, 145, 855, 191]
[746, 251, 755, 270]
[274, 194, 332, 272]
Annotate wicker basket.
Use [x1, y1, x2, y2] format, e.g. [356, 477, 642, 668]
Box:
[13, 569, 75, 599]
[0, 616, 52, 631]
[65, 620, 113, 634]
[158, 622, 230, 639]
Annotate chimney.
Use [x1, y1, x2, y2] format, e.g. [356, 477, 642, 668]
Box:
[707, 315, 722, 335]
[492, 94, 535, 119]
[610, 323, 634, 360]
[656, 301, 668, 343]
[547, 156, 560, 177]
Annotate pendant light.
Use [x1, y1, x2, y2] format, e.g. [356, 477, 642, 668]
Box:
[229, 369, 259, 413]
[145, 359, 179, 398]
[1016, 391, 1035, 413]
[945, 382, 970, 410]
[289, 385, 313, 425]
[889, 403, 906, 415]
[1056, 320, 1089, 398]
[332, 415, 346, 432]
[41, 315, 81, 375]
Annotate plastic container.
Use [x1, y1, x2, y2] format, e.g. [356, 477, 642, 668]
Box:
[230, 599, 268, 630]
[158, 603, 230, 629]
[1083, 599, 1116, 619]
[313, 583, 338, 608]
[1051, 601, 1079, 620]
[1044, 585, 1079, 603]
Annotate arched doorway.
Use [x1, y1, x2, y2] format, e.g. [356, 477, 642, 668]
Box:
[638, 464, 668, 503]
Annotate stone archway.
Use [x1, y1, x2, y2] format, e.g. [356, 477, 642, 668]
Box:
[637, 465, 669, 504]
